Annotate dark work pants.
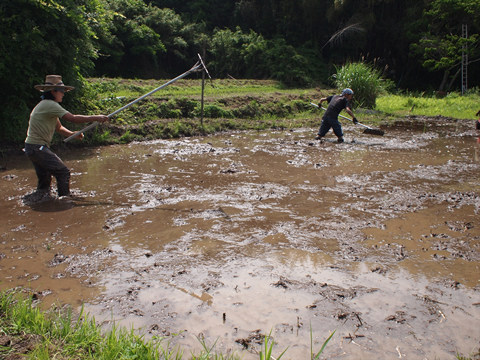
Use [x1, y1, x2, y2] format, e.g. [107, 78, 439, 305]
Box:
[317, 116, 343, 138]
[24, 143, 71, 196]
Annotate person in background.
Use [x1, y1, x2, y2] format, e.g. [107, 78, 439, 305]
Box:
[316, 88, 358, 143]
[476, 109, 480, 130]
[24, 75, 109, 198]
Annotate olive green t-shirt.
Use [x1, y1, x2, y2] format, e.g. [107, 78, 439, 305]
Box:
[25, 100, 69, 147]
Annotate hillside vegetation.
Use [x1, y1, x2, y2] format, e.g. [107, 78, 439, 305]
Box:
[2, 0, 479, 144]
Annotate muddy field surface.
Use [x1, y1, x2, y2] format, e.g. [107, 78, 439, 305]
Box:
[1, 117, 480, 359]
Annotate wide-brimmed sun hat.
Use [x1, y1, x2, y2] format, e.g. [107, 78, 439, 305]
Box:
[341, 88, 354, 96]
[34, 75, 75, 92]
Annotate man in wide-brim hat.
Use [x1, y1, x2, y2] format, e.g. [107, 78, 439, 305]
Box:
[33, 74, 76, 92]
[24, 75, 109, 198]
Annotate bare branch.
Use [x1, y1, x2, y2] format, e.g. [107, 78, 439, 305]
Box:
[447, 56, 480, 71]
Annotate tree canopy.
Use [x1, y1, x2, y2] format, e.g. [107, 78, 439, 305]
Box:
[1, 0, 105, 141]
[410, 0, 480, 92]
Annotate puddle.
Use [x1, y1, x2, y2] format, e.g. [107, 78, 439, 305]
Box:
[1, 123, 479, 359]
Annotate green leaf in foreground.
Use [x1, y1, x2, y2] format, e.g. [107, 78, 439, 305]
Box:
[310, 322, 336, 360]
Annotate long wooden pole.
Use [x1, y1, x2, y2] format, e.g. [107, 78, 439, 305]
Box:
[64, 61, 203, 143]
[200, 48, 205, 127]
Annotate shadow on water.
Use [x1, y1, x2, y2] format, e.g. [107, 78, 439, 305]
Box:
[28, 199, 76, 212]
[24, 192, 230, 218]
[22, 192, 121, 213]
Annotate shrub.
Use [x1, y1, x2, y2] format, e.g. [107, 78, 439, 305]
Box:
[119, 130, 136, 143]
[209, 27, 323, 87]
[159, 102, 181, 118]
[174, 98, 197, 117]
[196, 104, 233, 118]
[334, 62, 393, 109]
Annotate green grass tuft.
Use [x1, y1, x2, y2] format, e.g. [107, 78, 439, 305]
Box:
[376, 92, 480, 119]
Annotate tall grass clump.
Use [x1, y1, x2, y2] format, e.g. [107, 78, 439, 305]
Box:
[334, 62, 393, 109]
[0, 289, 180, 359]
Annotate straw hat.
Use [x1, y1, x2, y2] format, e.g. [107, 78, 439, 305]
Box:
[34, 75, 75, 92]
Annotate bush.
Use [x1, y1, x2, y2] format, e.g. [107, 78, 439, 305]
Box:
[334, 62, 393, 109]
[0, 0, 102, 143]
[174, 98, 197, 117]
[209, 27, 323, 87]
[197, 104, 233, 118]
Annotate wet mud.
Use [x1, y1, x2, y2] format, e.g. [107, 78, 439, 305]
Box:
[1, 117, 480, 359]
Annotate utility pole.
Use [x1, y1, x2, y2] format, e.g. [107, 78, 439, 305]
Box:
[200, 41, 206, 127]
[462, 24, 468, 95]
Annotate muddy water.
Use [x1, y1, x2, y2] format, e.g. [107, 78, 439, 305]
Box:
[1, 123, 479, 359]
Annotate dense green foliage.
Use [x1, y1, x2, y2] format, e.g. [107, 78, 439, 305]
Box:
[208, 27, 322, 86]
[0, 0, 104, 142]
[1, 0, 479, 143]
[95, 0, 204, 79]
[409, 0, 480, 92]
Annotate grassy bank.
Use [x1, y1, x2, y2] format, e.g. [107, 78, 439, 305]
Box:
[1, 288, 477, 359]
[86, 78, 480, 120]
[376, 92, 480, 119]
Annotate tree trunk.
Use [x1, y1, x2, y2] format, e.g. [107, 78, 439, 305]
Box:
[447, 68, 461, 92]
[438, 69, 449, 92]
